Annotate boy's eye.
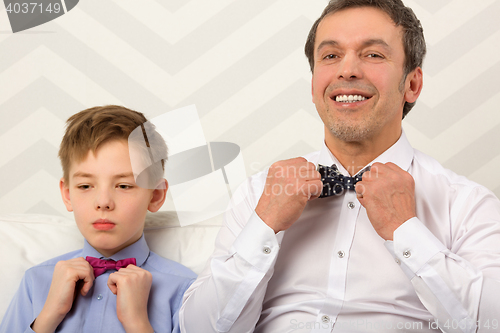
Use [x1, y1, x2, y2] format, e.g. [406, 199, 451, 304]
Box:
[77, 185, 90, 190]
[118, 184, 133, 189]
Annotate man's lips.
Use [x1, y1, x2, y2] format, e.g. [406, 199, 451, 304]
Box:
[329, 89, 373, 104]
[93, 219, 115, 231]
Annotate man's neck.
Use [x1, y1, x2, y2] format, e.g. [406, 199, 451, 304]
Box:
[324, 127, 402, 176]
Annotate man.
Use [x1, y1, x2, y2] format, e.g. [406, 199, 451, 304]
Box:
[180, 1, 500, 332]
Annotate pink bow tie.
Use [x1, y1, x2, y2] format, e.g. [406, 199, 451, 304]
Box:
[86, 256, 136, 277]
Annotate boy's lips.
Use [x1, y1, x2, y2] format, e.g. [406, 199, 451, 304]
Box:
[93, 219, 115, 231]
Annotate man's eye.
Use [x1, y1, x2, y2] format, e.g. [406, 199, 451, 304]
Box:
[323, 54, 337, 60]
[367, 53, 383, 58]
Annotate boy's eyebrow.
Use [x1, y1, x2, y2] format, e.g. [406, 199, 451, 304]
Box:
[72, 171, 93, 179]
[72, 171, 135, 179]
[114, 172, 135, 179]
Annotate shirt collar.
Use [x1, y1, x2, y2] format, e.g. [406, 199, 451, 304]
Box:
[82, 234, 150, 267]
[315, 131, 414, 176]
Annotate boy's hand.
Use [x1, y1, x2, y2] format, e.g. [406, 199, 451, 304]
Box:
[107, 265, 154, 333]
[32, 257, 94, 333]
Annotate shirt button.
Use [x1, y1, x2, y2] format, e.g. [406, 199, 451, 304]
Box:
[347, 202, 355, 209]
[337, 250, 345, 258]
[403, 250, 411, 258]
[97, 294, 103, 300]
[395, 258, 400, 265]
[263, 246, 271, 254]
[321, 315, 330, 323]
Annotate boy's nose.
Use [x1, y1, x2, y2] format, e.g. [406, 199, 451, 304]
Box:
[95, 193, 114, 210]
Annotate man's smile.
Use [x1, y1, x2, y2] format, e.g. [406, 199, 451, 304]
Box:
[334, 94, 368, 103]
[328, 89, 374, 107]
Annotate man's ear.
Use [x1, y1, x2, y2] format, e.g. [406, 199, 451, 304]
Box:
[311, 76, 315, 103]
[59, 178, 73, 212]
[404, 67, 423, 104]
[148, 179, 168, 213]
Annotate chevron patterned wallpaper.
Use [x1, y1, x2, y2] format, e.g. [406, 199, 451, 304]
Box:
[0, 0, 499, 219]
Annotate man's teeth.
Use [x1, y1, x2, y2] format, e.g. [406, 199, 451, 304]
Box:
[335, 95, 367, 103]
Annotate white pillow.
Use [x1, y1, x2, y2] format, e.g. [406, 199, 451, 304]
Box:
[0, 212, 222, 321]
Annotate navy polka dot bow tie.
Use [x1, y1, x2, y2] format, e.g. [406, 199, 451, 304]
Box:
[317, 164, 370, 198]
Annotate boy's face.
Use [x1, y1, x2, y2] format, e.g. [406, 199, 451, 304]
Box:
[60, 139, 167, 257]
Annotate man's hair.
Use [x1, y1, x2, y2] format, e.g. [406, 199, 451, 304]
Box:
[304, 0, 426, 118]
[58, 105, 167, 186]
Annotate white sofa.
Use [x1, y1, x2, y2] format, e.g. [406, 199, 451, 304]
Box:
[0, 212, 222, 321]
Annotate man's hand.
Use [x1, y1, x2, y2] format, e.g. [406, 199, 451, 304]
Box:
[355, 162, 416, 240]
[32, 257, 94, 333]
[255, 157, 323, 233]
[107, 265, 154, 333]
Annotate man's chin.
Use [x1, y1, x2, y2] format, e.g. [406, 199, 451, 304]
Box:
[328, 124, 371, 143]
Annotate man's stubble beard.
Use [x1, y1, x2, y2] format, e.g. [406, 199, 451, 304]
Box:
[325, 74, 407, 143]
[325, 104, 381, 143]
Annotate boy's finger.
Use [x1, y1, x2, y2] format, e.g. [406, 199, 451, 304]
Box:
[107, 273, 118, 295]
[81, 260, 95, 294]
[80, 276, 94, 296]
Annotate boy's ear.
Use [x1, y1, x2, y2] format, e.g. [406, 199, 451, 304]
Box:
[148, 179, 168, 213]
[59, 178, 73, 212]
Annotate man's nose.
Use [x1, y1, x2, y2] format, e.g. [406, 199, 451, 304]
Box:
[337, 52, 362, 80]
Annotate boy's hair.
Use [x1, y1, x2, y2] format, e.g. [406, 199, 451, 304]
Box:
[58, 105, 167, 186]
[304, 0, 426, 119]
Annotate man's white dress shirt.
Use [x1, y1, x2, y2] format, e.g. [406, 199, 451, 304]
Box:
[180, 132, 500, 333]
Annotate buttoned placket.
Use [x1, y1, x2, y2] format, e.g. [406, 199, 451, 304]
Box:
[83, 274, 109, 332]
[312, 191, 361, 333]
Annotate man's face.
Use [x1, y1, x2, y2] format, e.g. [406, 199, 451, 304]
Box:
[312, 7, 413, 144]
[60, 139, 165, 257]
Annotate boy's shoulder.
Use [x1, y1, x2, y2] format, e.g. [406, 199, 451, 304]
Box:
[42, 248, 83, 263]
[23, 249, 84, 282]
[146, 251, 197, 281]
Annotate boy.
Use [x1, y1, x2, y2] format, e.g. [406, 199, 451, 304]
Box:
[0, 105, 196, 333]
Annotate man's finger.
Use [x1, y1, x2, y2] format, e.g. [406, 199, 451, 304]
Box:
[307, 180, 324, 200]
[355, 182, 366, 200]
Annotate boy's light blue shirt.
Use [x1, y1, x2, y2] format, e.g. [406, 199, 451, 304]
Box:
[0, 234, 196, 333]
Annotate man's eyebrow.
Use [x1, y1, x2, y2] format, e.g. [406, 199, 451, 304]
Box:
[316, 39, 392, 54]
[316, 40, 339, 54]
[361, 38, 392, 51]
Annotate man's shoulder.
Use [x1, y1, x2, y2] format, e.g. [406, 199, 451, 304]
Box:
[240, 150, 321, 198]
[145, 251, 197, 281]
[302, 150, 322, 162]
[247, 150, 321, 181]
[412, 148, 493, 196]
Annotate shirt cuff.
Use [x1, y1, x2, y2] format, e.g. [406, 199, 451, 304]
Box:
[385, 217, 447, 279]
[231, 211, 282, 270]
